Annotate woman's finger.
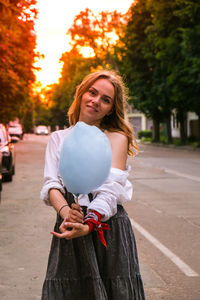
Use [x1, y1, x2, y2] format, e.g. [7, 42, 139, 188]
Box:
[71, 203, 82, 211]
[63, 222, 83, 229]
[51, 223, 89, 239]
[51, 231, 70, 238]
[70, 209, 83, 218]
[69, 211, 84, 223]
[69, 215, 83, 223]
[59, 217, 70, 231]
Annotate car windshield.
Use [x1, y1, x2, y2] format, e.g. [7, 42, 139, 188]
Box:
[38, 126, 47, 129]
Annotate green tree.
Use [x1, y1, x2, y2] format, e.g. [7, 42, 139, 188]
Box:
[147, 0, 200, 143]
[31, 90, 51, 128]
[116, 0, 164, 142]
[145, 0, 183, 143]
[117, 0, 200, 143]
[23, 101, 34, 133]
[174, 0, 200, 142]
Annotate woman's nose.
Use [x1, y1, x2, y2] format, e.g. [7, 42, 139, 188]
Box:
[91, 95, 100, 105]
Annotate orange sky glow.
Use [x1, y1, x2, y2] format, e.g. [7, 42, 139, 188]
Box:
[34, 0, 133, 88]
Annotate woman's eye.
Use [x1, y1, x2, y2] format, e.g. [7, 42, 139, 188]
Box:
[102, 97, 110, 103]
[89, 89, 95, 96]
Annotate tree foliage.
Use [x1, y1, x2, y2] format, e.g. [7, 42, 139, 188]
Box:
[116, 0, 200, 143]
[33, 1, 200, 141]
[174, 0, 200, 140]
[0, 0, 38, 124]
[49, 49, 97, 128]
[115, 0, 164, 141]
[50, 9, 125, 127]
[67, 8, 125, 68]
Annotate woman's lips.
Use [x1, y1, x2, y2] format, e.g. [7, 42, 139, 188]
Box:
[87, 105, 98, 112]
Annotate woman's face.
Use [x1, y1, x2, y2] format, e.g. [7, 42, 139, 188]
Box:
[79, 78, 114, 127]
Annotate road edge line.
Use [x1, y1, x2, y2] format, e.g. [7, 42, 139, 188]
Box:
[130, 218, 199, 277]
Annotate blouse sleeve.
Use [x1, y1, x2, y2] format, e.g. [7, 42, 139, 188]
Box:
[40, 132, 65, 205]
[88, 167, 133, 221]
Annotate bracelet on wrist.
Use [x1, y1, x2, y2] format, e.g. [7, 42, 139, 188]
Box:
[58, 204, 69, 216]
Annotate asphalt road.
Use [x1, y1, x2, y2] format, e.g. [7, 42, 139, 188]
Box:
[0, 134, 200, 300]
[126, 143, 200, 300]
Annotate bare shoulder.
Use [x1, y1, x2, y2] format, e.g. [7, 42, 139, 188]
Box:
[105, 130, 128, 147]
[105, 130, 128, 170]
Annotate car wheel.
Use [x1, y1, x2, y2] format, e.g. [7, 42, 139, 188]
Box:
[3, 172, 12, 182]
[12, 165, 15, 175]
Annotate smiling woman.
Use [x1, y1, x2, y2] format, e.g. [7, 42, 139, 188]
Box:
[79, 79, 114, 126]
[40, 69, 144, 300]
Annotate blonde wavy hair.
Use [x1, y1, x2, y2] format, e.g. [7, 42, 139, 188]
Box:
[68, 70, 138, 156]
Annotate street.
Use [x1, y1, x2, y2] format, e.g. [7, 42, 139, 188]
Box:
[0, 134, 200, 300]
[126, 144, 200, 300]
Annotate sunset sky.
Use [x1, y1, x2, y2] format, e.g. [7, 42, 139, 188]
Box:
[34, 0, 133, 87]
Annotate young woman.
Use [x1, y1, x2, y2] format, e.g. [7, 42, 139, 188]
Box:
[41, 70, 145, 299]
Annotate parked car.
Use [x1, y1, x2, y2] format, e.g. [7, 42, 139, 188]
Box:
[0, 124, 15, 182]
[35, 125, 49, 135]
[7, 121, 23, 140]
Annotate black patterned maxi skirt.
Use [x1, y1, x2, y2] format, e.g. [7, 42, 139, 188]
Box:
[41, 192, 145, 300]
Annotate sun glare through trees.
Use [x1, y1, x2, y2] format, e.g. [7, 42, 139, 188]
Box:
[34, 0, 133, 88]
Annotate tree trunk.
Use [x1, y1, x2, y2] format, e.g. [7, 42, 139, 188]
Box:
[165, 112, 172, 144]
[179, 111, 187, 144]
[197, 113, 200, 143]
[152, 118, 160, 142]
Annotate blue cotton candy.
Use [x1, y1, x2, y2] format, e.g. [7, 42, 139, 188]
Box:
[59, 122, 112, 195]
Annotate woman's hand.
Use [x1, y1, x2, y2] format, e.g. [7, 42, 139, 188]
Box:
[52, 203, 86, 240]
[68, 203, 84, 223]
[51, 222, 90, 240]
[58, 203, 84, 234]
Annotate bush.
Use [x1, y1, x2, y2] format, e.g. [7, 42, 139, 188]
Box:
[160, 135, 168, 144]
[173, 138, 182, 146]
[191, 142, 199, 148]
[138, 130, 152, 139]
[141, 137, 152, 143]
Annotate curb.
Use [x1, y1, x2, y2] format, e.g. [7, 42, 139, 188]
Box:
[139, 141, 200, 152]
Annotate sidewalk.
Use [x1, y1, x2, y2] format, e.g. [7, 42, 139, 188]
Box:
[140, 141, 200, 152]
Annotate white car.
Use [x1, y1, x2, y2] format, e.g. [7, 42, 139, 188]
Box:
[7, 123, 23, 140]
[35, 125, 49, 135]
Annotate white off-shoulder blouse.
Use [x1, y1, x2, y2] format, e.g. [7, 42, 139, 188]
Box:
[40, 128, 133, 221]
